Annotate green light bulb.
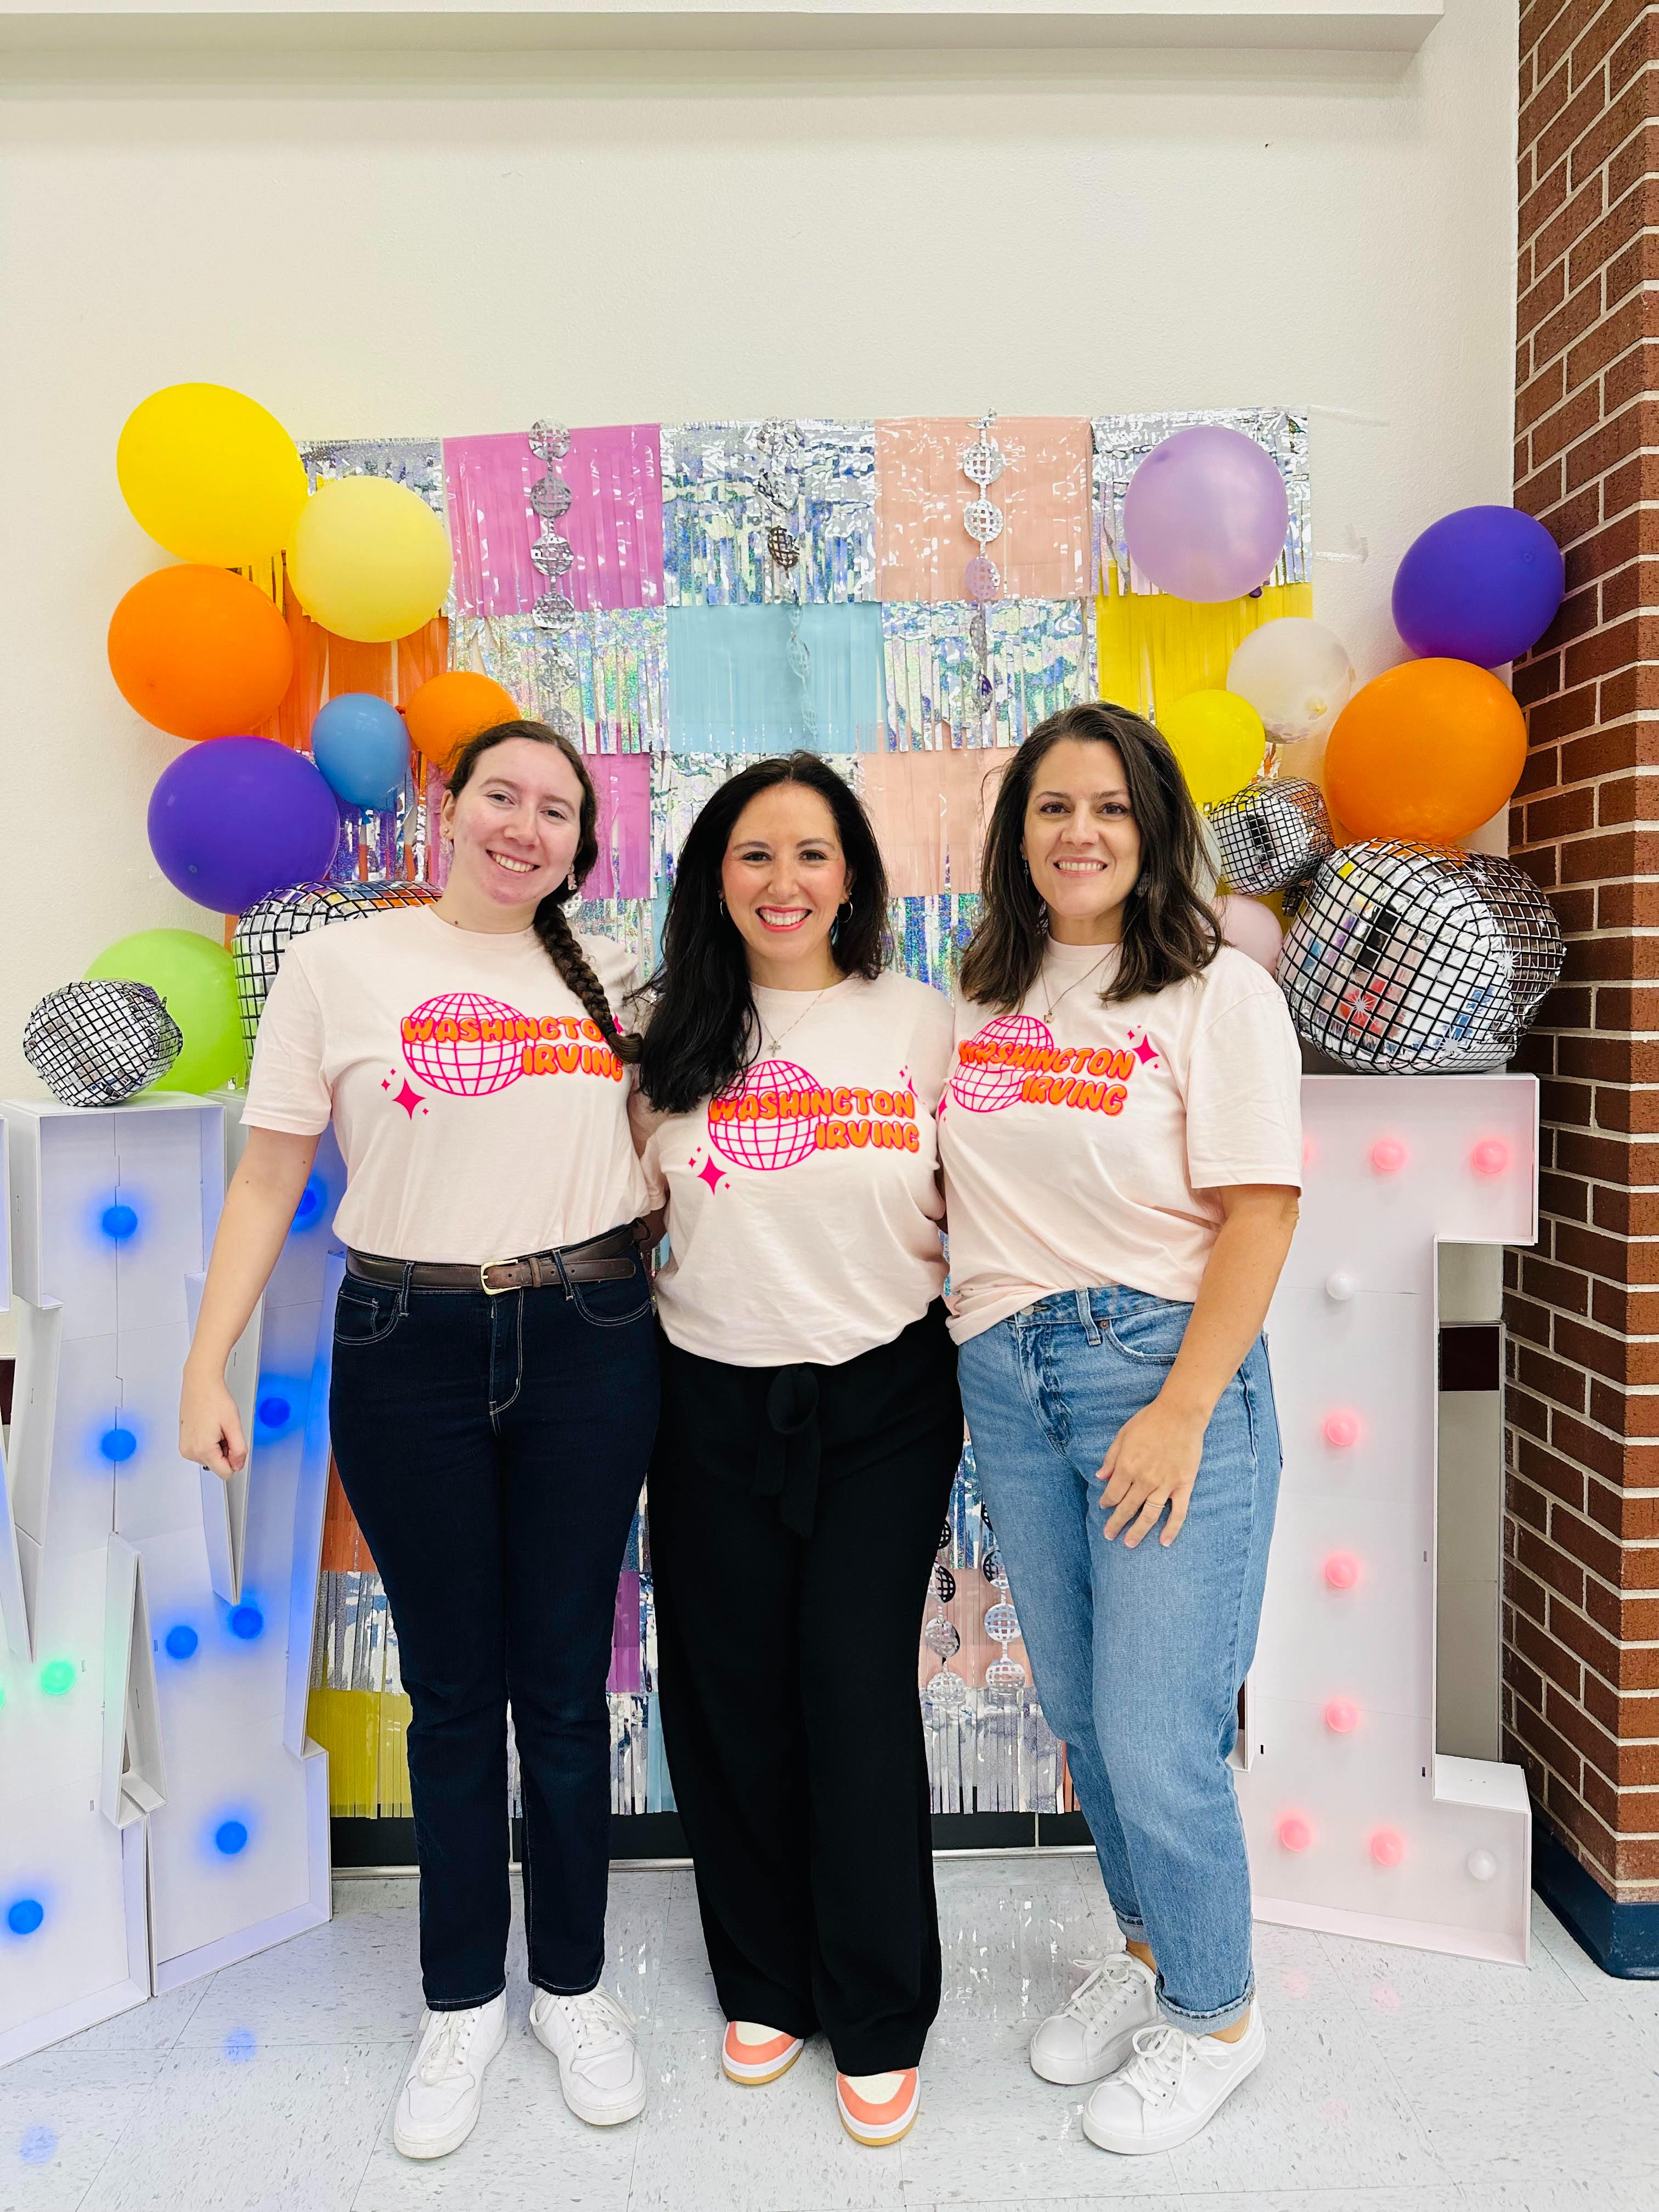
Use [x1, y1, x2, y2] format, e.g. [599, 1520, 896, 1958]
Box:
[40, 1661, 75, 1696]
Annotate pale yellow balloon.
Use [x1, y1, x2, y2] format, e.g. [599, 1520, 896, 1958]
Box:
[117, 383, 308, 567]
[288, 477, 453, 643]
[1159, 689, 1267, 808]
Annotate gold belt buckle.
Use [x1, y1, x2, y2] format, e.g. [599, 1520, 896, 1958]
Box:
[479, 1260, 514, 1296]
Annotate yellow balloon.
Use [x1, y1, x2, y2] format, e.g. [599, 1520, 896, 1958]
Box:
[117, 383, 308, 567]
[287, 477, 453, 644]
[1159, 689, 1266, 808]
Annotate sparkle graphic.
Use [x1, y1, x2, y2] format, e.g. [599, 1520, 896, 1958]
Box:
[1130, 1030, 1160, 1068]
[697, 1156, 726, 1193]
[393, 1081, 424, 1118]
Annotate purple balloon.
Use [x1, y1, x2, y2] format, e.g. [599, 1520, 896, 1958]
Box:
[1122, 425, 1290, 603]
[148, 736, 341, 913]
[1392, 506, 1565, 667]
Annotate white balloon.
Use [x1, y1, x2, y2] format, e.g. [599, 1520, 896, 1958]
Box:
[1216, 893, 1284, 972]
[1227, 617, 1356, 746]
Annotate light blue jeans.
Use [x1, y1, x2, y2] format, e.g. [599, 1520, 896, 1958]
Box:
[957, 1285, 1280, 2034]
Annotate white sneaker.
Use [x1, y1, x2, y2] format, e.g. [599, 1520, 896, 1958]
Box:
[393, 1994, 507, 2159]
[1082, 2010, 1266, 2154]
[529, 1985, 647, 2126]
[1030, 1954, 1159, 2085]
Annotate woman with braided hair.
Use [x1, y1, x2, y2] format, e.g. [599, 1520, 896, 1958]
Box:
[180, 720, 659, 2157]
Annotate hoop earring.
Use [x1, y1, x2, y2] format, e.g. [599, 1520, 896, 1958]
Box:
[838, 898, 853, 917]
[717, 893, 726, 915]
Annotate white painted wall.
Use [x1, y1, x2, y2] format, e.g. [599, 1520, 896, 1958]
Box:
[0, 0, 1516, 1118]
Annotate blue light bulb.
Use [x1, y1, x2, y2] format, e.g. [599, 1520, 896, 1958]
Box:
[215, 1820, 249, 1855]
[291, 1177, 325, 1229]
[101, 1426, 138, 1464]
[256, 1395, 290, 1429]
[228, 1605, 263, 1641]
[7, 1898, 44, 1936]
[101, 1203, 138, 1240]
[165, 1625, 199, 1661]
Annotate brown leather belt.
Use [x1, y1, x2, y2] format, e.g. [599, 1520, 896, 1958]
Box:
[346, 1220, 647, 1297]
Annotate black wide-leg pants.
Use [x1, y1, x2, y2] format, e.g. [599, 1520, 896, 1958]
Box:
[648, 1301, 962, 2075]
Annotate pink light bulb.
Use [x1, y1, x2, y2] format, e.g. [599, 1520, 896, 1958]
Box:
[1324, 1552, 1360, 1591]
[1324, 1697, 1360, 1733]
[1370, 1827, 1406, 1867]
[1471, 1139, 1509, 1177]
[1370, 1139, 1407, 1175]
[1324, 1409, 1361, 1449]
[1278, 1814, 1313, 1852]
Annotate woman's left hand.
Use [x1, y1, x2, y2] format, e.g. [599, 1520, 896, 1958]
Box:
[1096, 1393, 1210, 1548]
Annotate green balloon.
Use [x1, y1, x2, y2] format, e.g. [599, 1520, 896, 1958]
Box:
[84, 928, 247, 1094]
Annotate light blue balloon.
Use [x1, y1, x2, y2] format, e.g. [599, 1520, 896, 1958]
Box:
[308, 695, 410, 811]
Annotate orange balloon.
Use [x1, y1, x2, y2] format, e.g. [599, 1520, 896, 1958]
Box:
[1323, 658, 1527, 843]
[403, 672, 522, 770]
[108, 565, 294, 742]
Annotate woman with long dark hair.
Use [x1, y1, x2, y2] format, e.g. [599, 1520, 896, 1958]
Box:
[180, 721, 658, 2157]
[939, 702, 1301, 2154]
[633, 752, 960, 2148]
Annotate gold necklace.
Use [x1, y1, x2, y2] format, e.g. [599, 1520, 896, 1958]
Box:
[1040, 947, 1115, 1027]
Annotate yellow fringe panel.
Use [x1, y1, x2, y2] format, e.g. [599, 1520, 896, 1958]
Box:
[1094, 578, 1314, 725]
[306, 1688, 380, 1819]
[377, 1695, 414, 1819]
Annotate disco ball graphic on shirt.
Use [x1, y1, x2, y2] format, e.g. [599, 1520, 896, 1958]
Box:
[401, 992, 526, 1098]
[707, 1058, 821, 1172]
[947, 1013, 1054, 1113]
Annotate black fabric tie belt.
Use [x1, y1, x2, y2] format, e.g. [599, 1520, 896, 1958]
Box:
[753, 1364, 822, 1539]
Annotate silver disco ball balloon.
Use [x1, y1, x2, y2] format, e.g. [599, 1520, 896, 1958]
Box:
[1209, 775, 1334, 896]
[24, 979, 183, 1107]
[1278, 841, 1564, 1073]
[233, 879, 437, 1056]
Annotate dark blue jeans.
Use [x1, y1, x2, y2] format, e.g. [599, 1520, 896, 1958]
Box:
[328, 1248, 658, 2011]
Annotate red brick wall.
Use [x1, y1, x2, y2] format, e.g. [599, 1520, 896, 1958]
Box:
[1509, 0, 1659, 1903]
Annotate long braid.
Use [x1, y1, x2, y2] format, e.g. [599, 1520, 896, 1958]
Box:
[534, 899, 641, 1064]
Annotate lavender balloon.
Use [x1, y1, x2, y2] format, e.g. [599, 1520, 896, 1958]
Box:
[148, 736, 341, 913]
[1392, 506, 1565, 667]
[1123, 425, 1291, 603]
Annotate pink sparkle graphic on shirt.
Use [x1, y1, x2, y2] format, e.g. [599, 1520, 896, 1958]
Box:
[1129, 1030, 1160, 1069]
[697, 1155, 726, 1193]
[393, 1080, 424, 1117]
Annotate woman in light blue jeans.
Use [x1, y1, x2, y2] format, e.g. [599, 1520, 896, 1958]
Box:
[938, 702, 1302, 2157]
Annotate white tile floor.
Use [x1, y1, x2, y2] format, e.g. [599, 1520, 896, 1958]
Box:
[4, 1854, 1656, 2212]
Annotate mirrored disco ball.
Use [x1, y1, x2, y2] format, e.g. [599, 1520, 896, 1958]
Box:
[1279, 840, 1564, 1073]
[233, 879, 437, 1055]
[1209, 776, 1334, 895]
[24, 979, 183, 1107]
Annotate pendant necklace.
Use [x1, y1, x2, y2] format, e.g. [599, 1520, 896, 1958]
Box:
[1040, 947, 1115, 1028]
[757, 984, 830, 1057]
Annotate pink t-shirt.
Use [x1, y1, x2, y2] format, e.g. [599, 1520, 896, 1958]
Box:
[242, 905, 652, 1264]
[938, 941, 1302, 1342]
[634, 969, 955, 1367]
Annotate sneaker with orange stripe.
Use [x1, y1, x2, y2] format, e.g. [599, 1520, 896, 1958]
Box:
[836, 2068, 919, 2146]
[721, 2022, 804, 2085]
